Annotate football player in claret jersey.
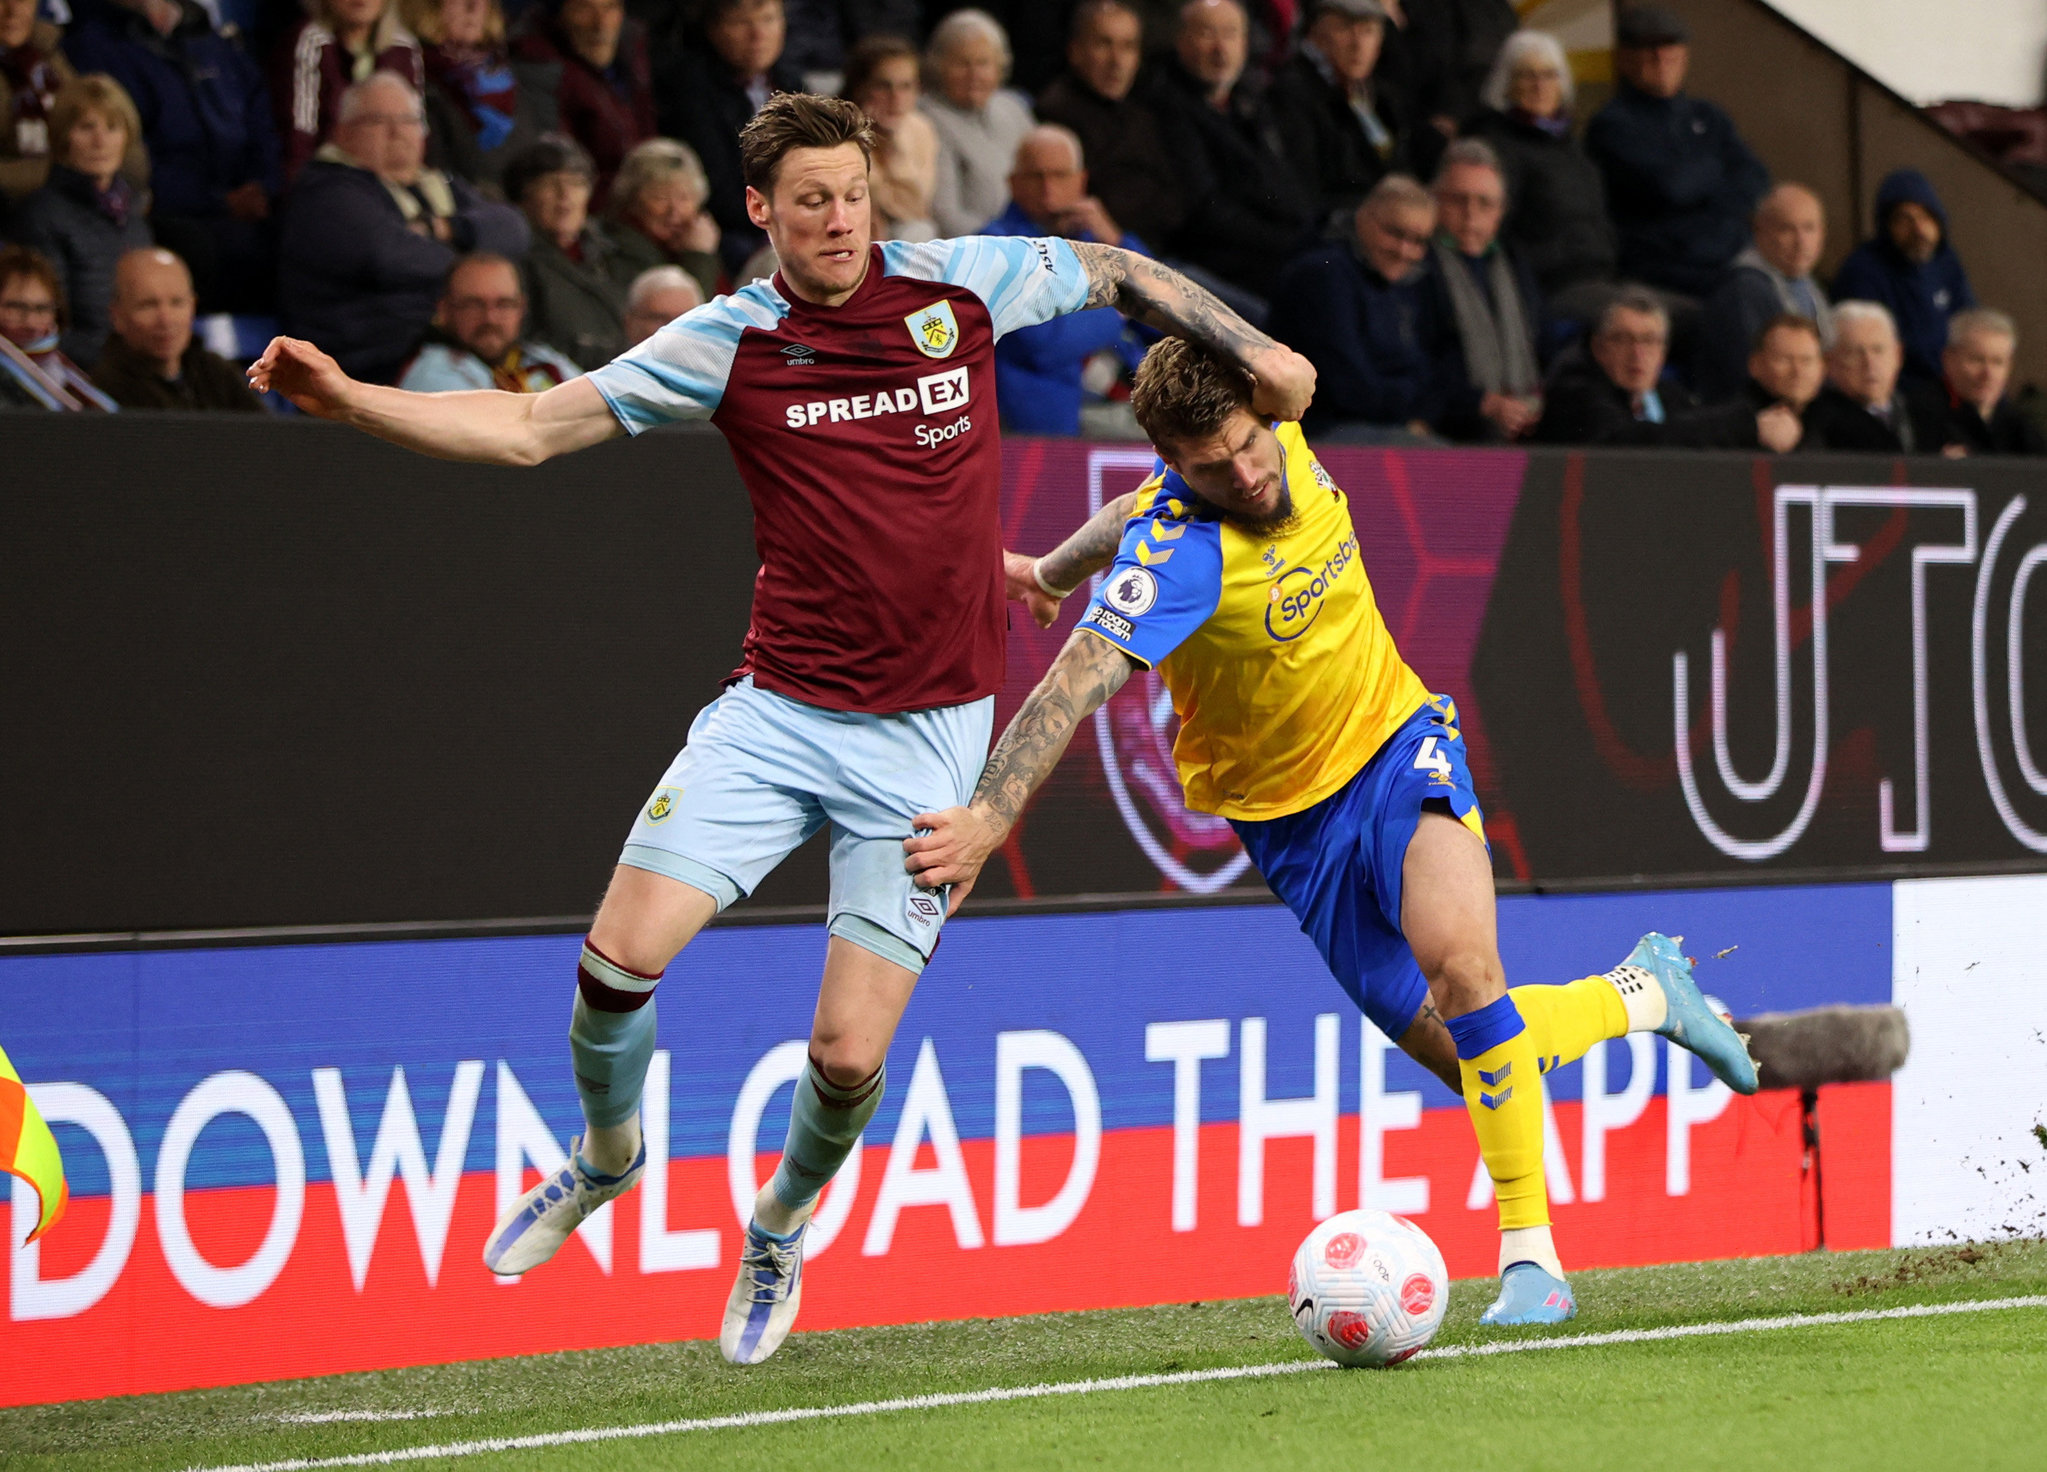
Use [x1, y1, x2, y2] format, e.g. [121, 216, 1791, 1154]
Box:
[904, 338, 1759, 1325]
[249, 95, 1314, 1363]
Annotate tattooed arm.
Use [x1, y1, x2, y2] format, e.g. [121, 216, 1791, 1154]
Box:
[904, 629, 1138, 911]
[1068, 242, 1317, 421]
[1034, 491, 1138, 596]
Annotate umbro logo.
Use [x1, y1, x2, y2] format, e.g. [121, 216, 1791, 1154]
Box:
[781, 343, 817, 365]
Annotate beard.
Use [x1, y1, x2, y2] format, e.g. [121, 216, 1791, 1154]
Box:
[1220, 481, 1298, 535]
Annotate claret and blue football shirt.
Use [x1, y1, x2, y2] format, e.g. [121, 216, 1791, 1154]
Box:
[585, 237, 1090, 714]
[1077, 420, 1432, 820]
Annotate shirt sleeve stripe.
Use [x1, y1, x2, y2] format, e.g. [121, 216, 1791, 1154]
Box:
[584, 282, 788, 432]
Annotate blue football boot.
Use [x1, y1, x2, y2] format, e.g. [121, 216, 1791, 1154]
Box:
[1481, 1262, 1578, 1326]
[483, 1135, 645, 1276]
[721, 1216, 808, 1365]
[1623, 932, 1760, 1096]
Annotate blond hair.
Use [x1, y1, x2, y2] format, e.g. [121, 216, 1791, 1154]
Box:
[399, 0, 504, 47]
[50, 73, 150, 185]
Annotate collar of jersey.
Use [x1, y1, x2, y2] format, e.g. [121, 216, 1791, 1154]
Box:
[1156, 421, 1289, 523]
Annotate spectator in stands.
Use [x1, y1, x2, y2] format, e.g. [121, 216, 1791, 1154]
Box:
[1537, 286, 1799, 449]
[842, 34, 936, 242]
[0, 0, 74, 210]
[921, 8, 1032, 239]
[1739, 312, 1834, 446]
[274, 0, 425, 180]
[509, 0, 652, 204]
[1936, 308, 2045, 455]
[91, 243, 261, 408]
[1697, 182, 1832, 401]
[604, 137, 720, 303]
[504, 130, 623, 369]
[0, 241, 115, 404]
[778, 0, 920, 83]
[1150, 0, 1310, 303]
[982, 123, 1146, 436]
[1270, 0, 1409, 234]
[1269, 174, 1447, 440]
[1426, 138, 1539, 442]
[405, 0, 552, 191]
[63, 0, 280, 313]
[1830, 168, 1976, 387]
[1401, 0, 1517, 140]
[398, 249, 579, 390]
[8, 73, 151, 364]
[1804, 299, 1945, 453]
[1585, 5, 1767, 298]
[620, 261, 701, 346]
[1466, 29, 1614, 319]
[658, 0, 801, 274]
[1035, 0, 1186, 255]
[277, 72, 526, 382]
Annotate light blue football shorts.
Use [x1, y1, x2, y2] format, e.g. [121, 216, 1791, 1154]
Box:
[619, 676, 995, 974]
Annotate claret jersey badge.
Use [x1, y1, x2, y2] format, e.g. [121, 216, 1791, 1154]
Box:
[905, 301, 960, 359]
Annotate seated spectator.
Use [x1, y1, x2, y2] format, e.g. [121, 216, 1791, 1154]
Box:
[842, 33, 936, 242]
[0, 0, 75, 208]
[1803, 299, 1946, 453]
[1697, 182, 1832, 401]
[1466, 30, 1611, 315]
[8, 72, 152, 364]
[1830, 168, 1976, 386]
[92, 243, 262, 408]
[404, 0, 554, 191]
[1035, 0, 1186, 255]
[1584, 5, 1767, 298]
[920, 8, 1033, 239]
[1425, 138, 1539, 442]
[1537, 286, 1798, 449]
[0, 241, 116, 404]
[277, 72, 527, 382]
[604, 137, 720, 302]
[274, 0, 425, 180]
[1150, 0, 1312, 301]
[509, 0, 651, 204]
[398, 249, 578, 390]
[621, 261, 701, 346]
[1269, 174, 1447, 440]
[504, 130, 623, 368]
[777, 0, 921, 83]
[657, 0, 801, 273]
[1269, 0, 1410, 234]
[1935, 308, 2044, 455]
[982, 123, 1146, 436]
[63, 0, 280, 313]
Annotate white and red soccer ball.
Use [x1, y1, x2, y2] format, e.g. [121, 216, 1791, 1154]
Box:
[1287, 1209, 1449, 1367]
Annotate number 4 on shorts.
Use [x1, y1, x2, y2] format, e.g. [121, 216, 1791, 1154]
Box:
[1412, 736, 1452, 776]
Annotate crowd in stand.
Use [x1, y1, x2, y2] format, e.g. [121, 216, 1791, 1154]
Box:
[1, 0, 2039, 454]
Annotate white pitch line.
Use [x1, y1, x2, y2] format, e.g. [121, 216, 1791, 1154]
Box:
[273, 1412, 446, 1426]
[191, 1295, 2047, 1472]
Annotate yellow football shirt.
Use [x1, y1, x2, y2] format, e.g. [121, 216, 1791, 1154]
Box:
[1076, 421, 1432, 820]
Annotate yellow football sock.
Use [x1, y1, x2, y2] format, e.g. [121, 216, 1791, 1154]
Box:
[1510, 975, 1629, 1076]
[1448, 995, 1549, 1233]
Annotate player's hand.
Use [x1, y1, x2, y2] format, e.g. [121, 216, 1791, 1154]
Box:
[1245, 343, 1316, 422]
[904, 804, 1003, 915]
[1003, 550, 1062, 629]
[248, 336, 358, 420]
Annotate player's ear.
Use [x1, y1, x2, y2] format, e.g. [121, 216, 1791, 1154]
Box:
[744, 185, 772, 232]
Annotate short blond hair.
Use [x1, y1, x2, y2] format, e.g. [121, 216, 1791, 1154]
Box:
[50, 73, 149, 183]
[611, 138, 712, 223]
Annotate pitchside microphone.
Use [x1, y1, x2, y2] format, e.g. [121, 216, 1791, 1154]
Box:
[1734, 1004, 1911, 1092]
[1729, 1003, 1911, 1251]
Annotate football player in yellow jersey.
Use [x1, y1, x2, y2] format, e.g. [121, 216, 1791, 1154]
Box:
[906, 338, 1758, 1325]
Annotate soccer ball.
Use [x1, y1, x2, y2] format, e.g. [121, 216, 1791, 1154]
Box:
[1286, 1209, 1448, 1367]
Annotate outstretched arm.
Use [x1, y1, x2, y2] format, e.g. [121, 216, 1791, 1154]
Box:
[1032, 491, 1138, 597]
[1068, 243, 1316, 421]
[904, 628, 1138, 911]
[248, 336, 623, 466]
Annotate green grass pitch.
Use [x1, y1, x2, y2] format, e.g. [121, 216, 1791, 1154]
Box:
[7, 1240, 2046, 1471]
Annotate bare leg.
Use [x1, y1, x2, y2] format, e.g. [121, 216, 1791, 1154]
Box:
[1396, 998, 1464, 1095]
[1398, 808, 1506, 1020]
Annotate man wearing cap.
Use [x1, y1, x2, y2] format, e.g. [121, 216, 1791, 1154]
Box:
[1269, 0, 1411, 235]
[1584, 4, 1768, 298]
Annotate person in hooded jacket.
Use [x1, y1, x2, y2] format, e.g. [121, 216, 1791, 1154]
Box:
[1830, 167, 1976, 387]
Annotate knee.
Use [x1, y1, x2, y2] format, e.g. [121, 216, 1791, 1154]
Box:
[810, 1032, 884, 1089]
[1427, 949, 1506, 1020]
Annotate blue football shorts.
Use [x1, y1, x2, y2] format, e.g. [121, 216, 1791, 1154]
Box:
[1230, 696, 1487, 1040]
[619, 677, 994, 973]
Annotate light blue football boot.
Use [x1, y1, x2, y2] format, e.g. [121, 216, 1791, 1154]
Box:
[721, 1217, 808, 1365]
[483, 1136, 645, 1276]
[1625, 932, 1760, 1096]
[1481, 1262, 1578, 1326]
